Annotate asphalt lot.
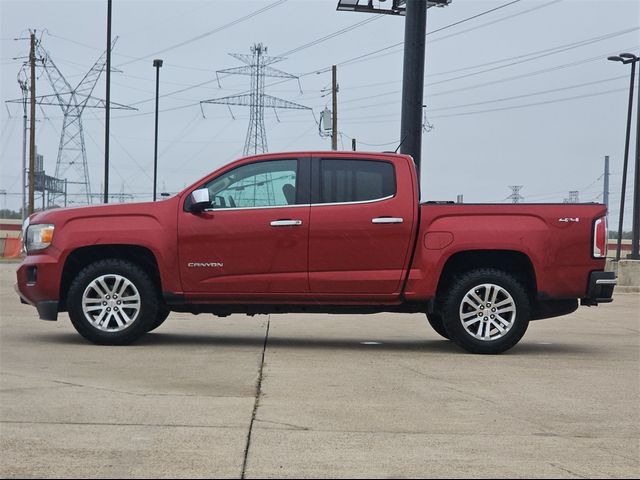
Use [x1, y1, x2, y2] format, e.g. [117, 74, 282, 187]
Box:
[0, 261, 638, 478]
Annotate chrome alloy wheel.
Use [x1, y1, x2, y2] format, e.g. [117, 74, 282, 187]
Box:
[82, 274, 141, 332]
[459, 283, 516, 341]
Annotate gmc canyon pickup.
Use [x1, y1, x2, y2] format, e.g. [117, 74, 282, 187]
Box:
[16, 151, 616, 353]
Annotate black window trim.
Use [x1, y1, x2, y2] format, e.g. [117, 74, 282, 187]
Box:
[183, 157, 311, 212]
[311, 157, 397, 206]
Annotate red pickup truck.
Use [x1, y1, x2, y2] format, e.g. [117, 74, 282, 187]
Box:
[16, 151, 615, 354]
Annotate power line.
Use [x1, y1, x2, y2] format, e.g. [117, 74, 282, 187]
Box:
[116, 0, 289, 67]
[123, 0, 532, 109]
[429, 87, 632, 119]
[327, 33, 639, 113]
[341, 87, 631, 125]
[427, 27, 639, 88]
[426, 75, 628, 112]
[279, 16, 383, 57]
[317, 0, 560, 73]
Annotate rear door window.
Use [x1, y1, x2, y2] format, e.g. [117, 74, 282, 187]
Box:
[318, 159, 395, 204]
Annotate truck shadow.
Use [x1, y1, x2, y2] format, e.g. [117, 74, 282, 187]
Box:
[29, 332, 603, 356]
[33, 331, 601, 355]
[139, 333, 600, 355]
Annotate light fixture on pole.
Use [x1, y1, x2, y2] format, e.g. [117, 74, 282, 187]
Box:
[153, 59, 163, 202]
[608, 52, 639, 260]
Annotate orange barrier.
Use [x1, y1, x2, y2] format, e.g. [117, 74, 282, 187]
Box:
[2, 237, 21, 258]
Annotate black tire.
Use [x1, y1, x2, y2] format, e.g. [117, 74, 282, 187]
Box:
[147, 305, 170, 332]
[67, 259, 159, 345]
[441, 268, 530, 354]
[426, 312, 450, 340]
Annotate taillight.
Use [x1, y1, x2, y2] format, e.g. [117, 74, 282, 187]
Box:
[593, 217, 607, 258]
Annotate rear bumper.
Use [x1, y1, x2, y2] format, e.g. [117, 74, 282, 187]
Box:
[581, 271, 616, 306]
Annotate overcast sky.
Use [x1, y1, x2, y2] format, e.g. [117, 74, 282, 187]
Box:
[0, 0, 639, 227]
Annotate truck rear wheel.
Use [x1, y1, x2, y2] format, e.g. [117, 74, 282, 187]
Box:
[67, 259, 158, 345]
[441, 269, 530, 354]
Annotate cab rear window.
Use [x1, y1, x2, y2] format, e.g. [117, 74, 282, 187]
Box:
[319, 159, 395, 204]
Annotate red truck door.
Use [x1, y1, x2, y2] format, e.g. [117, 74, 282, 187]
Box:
[177, 157, 311, 295]
[308, 155, 416, 295]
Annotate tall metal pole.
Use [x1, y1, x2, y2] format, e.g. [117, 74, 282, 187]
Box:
[630, 58, 640, 259]
[103, 0, 112, 204]
[615, 60, 635, 261]
[28, 32, 36, 216]
[153, 59, 163, 202]
[603, 155, 610, 210]
[332, 65, 338, 151]
[400, 0, 427, 178]
[255, 46, 261, 154]
[21, 83, 28, 221]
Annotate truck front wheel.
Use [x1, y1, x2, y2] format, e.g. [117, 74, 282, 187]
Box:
[425, 312, 450, 340]
[67, 259, 159, 345]
[441, 269, 530, 354]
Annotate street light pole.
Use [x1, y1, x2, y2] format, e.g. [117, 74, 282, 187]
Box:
[153, 59, 163, 202]
[628, 55, 640, 260]
[104, 0, 112, 204]
[608, 53, 639, 260]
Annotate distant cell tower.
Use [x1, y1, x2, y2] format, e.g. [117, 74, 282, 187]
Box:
[201, 43, 310, 156]
[507, 185, 524, 204]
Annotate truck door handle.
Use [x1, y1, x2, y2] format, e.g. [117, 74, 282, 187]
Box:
[372, 217, 404, 224]
[270, 219, 303, 227]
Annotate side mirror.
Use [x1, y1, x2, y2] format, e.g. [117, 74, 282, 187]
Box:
[189, 188, 211, 213]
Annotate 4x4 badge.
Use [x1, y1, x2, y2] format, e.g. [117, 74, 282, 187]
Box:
[558, 217, 580, 223]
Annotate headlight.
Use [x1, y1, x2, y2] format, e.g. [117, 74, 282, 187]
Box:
[20, 217, 30, 254]
[25, 224, 55, 253]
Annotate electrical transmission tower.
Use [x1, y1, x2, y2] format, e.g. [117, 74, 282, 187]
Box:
[507, 185, 524, 204]
[9, 38, 134, 207]
[201, 43, 310, 156]
[564, 191, 579, 203]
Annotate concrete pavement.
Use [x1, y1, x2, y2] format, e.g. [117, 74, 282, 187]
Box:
[0, 262, 638, 478]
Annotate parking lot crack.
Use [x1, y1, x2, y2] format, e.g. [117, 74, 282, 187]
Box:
[548, 463, 590, 479]
[0, 372, 250, 399]
[254, 418, 310, 431]
[240, 316, 270, 479]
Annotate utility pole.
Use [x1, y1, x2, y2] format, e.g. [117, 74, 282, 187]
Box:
[332, 65, 338, 151]
[631, 58, 640, 259]
[104, 0, 112, 204]
[28, 31, 36, 216]
[603, 155, 610, 211]
[400, 0, 427, 175]
[20, 80, 28, 221]
[336, 0, 451, 173]
[153, 59, 163, 202]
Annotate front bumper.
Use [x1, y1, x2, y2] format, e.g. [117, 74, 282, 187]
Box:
[581, 271, 616, 306]
[15, 253, 63, 321]
[14, 283, 59, 321]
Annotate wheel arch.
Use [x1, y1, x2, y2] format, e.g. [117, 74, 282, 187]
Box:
[59, 244, 162, 310]
[436, 250, 537, 302]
